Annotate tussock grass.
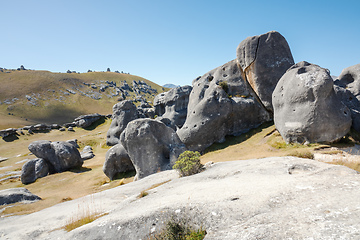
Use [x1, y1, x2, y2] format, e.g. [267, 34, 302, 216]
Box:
[287, 150, 314, 159]
[327, 159, 360, 172]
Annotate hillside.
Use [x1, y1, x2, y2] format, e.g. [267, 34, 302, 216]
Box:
[0, 69, 167, 129]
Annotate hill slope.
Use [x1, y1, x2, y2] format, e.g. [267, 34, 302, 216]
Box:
[0, 69, 166, 129]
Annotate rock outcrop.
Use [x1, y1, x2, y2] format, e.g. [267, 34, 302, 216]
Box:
[80, 146, 95, 160]
[121, 118, 186, 180]
[177, 60, 270, 151]
[272, 61, 352, 144]
[0, 188, 41, 205]
[0, 128, 17, 138]
[236, 31, 294, 111]
[334, 64, 360, 135]
[106, 100, 139, 146]
[74, 113, 103, 128]
[103, 143, 134, 180]
[28, 140, 83, 173]
[21, 158, 49, 184]
[153, 85, 192, 130]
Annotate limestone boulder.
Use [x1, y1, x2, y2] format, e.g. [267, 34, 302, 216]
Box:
[334, 64, 360, 135]
[0, 188, 41, 205]
[153, 85, 192, 130]
[236, 31, 294, 111]
[21, 158, 49, 184]
[28, 140, 83, 173]
[106, 100, 139, 146]
[272, 61, 351, 144]
[74, 113, 103, 128]
[120, 118, 186, 180]
[177, 60, 270, 152]
[103, 143, 134, 180]
[80, 146, 95, 160]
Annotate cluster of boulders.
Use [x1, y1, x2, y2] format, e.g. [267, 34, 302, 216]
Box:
[20, 139, 94, 184]
[103, 30, 360, 181]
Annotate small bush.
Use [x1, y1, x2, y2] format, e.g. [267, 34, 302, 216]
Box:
[218, 81, 229, 93]
[288, 150, 314, 159]
[149, 217, 206, 240]
[173, 151, 203, 177]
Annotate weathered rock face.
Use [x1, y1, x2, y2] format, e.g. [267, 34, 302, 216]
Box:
[80, 146, 95, 160]
[28, 140, 83, 173]
[236, 31, 294, 111]
[120, 119, 186, 180]
[103, 143, 134, 180]
[272, 61, 352, 144]
[153, 85, 192, 130]
[177, 60, 271, 152]
[106, 100, 139, 146]
[74, 113, 103, 128]
[0, 188, 41, 205]
[21, 158, 49, 184]
[0, 128, 17, 138]
[334, 64, 360, 135]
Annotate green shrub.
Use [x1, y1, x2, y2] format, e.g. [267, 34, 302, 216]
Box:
[218, 81, 229, 93]
[149, 217, 206, 240]
[173, 151, 204, 177]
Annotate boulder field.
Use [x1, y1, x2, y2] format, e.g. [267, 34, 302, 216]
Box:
[2, 157, 360, 239]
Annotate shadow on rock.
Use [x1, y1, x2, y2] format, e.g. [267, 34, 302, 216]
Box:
[83, 117, 106, 131]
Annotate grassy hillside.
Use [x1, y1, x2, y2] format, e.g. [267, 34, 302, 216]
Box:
[0, 69, 167, 129]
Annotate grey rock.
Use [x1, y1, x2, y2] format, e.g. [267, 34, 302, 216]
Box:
[334, 64, 360, 135]
[120, 118, 186, 180]
[0, 188, 41, 205]
[272, 61, 351, 144]
[153, 85, 192, 130]
[21, 158, 50, 184]
[103, 143, 134, 180]
[106, 100, 139, 146]
[59, 128, 66, 132]
[80, 145, 95, 160]
[177, 60, 270, 152]
[66, 139, 79, 148]
[68, 126, 74, 132]
[0, 128, 17, 138]
[236, 31, 294, 111]
[28, 140, 83, 173]
[74, 113, 103, 128]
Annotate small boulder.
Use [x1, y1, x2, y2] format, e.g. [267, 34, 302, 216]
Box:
[28, 140, 83, 173]
[236, 31, 295, 111]
[272, 61, 352, 144]
[0, 188, 41, 205]
[121, 119, 186, 180]
[103, 143, 134, 180]
[106, 100, 139, 146]
[74, 113, 103, 128]
[21, 158, 49, 184]
[80, 145, 95, 160]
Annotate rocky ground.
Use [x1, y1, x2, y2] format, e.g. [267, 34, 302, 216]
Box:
[1, 157, 360, 239]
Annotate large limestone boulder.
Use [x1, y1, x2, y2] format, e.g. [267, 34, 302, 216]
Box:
[120, 118, 186, 180]
[153, 85, 192, 130]
[74, 113, 103, 128]
[0, 188, 41, 205]
[236, 31, 294, 111]
[21, 158, 49, 184]
[28, 140, 83, 173]
[103, 143, 134, 180]
[177, 60, 270, 152]
[334, 64, 360, 135]
[272, 61, 352, 144]
[106, 100, 139, 146]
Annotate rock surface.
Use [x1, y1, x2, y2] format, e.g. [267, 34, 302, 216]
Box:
[80, 146, 95, 160]
[121, 118, 186, 180]
[106, 100, 139, 146]
[236, 31, 294, 111]
[2, 157, 360, 239]
[0, 188, 41, 205]
[272, 61, 352, 144]
[28, 140, 83, 173]
[21, 158, 49, 184]
[103, 143, 134, 180]
[153, 85, 192, 130]
[74, 113, 103, 128]
[177, 60, 270, 151]
[334, 64, 360, 135]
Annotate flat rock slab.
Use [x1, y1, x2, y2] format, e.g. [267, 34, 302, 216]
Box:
[1, 157, 360, 239]
[0, 188, 41, 206]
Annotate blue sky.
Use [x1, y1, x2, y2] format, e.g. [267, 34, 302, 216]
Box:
[1, 0, 359, 86]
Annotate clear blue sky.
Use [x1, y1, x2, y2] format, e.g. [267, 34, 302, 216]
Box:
[1, 0, 359, 86]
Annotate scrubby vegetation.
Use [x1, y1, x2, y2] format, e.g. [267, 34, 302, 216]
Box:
[173, 151, 204, 177]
